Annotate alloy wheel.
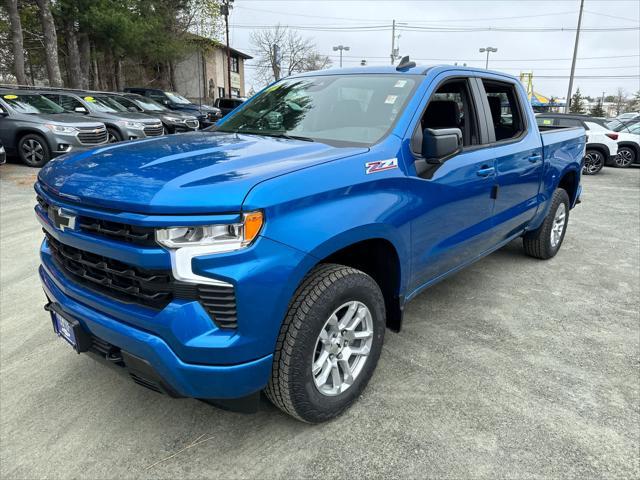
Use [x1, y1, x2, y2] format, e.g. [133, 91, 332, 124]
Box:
[312, 301, 374, 396]
[583, 151, 603, 174]
[550, 202, 566, 248]
[107, 132, 119, 143]
[21, 139, 44, 164]
[615, 149, 634, 167]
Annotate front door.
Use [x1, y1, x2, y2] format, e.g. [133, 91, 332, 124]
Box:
[407, 77, 497, 290]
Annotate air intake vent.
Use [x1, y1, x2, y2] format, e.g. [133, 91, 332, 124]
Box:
[197, 284, 238, 329]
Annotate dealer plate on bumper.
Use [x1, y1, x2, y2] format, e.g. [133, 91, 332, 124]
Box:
[50, 309, 91, 353]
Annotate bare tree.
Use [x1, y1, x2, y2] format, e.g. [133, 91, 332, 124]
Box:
[5, 0, 27, 84]
[614, 87, 626, 116]
[35, 0, 63, 86]
[250, 25, 331, 86]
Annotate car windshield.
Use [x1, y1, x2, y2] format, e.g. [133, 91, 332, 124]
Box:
[94, 95, 128, 112]
[165, 92, 191, 104]
[215, 74, 418, 146]
[2, 93, 65, 114]
[81, 95, 118, 113]
[127, 96, 166, 112]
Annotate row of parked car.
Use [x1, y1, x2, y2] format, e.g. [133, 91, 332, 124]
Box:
[535, 113, 640, 175]
[0, 85, 246, 167]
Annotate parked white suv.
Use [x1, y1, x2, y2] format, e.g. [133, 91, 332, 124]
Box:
[536, 114, 618, 175]
[606, 120, 640, 168]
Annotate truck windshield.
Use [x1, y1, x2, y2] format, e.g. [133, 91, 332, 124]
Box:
[127, 96, 165, 112]
[215, 74, 418, 146]
[2, 94, 65, 114]
[165, 92, 192, 104]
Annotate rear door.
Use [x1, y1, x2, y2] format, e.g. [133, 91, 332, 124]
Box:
[476, 78, 544, 240]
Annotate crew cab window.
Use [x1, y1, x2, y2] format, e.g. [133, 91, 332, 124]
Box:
[481, 80, 525, 142]
[418, 79, 479, 147]
[554, 117, 583, 128]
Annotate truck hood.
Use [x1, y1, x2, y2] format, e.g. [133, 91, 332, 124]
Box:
[38, 131, 367, 214]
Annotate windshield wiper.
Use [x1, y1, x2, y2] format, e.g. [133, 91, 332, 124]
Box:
[255, 132, 315, 142]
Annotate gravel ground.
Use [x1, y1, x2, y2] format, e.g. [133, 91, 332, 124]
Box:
[1, 162, 639, 479]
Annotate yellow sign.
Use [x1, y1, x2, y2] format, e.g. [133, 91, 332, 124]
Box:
[84, 96, 96, 102]
[3, 94, 18, 100]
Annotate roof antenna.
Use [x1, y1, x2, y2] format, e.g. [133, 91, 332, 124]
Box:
[396, 55, 416, 71]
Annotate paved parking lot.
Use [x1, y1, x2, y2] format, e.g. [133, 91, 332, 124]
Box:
[1, 162, 638, 479]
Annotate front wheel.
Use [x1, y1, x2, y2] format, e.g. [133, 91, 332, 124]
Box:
[18, 134, 51, 167]
[582, 149, 604, 175]
[265, 264, 386, 423]
[107, 128, 122, 143]
[614, 147, 635, 168]
[523, 188, 570, 260]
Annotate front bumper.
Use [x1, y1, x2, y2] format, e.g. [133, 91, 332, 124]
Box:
[40, 262, 273, 399]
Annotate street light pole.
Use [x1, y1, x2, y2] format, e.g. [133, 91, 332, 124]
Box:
[565, 0, 585, 113]
[333, 45, 350, 68]
[220, 0, 234, 98]
[479, 47, 498, 69]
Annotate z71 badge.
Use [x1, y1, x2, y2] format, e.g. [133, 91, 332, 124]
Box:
[365, 158, 398, 174]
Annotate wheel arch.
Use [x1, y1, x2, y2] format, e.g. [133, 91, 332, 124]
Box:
[557, 167, 580, 206]
[617, 141, 639, 158]
[585, 143, 610, 158]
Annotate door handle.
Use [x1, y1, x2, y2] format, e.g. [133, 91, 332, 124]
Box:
[528, 154, 542, 163]
[477, 166, 495, 177]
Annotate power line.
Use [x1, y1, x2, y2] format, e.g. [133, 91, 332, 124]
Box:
[231, 23, 639, 32]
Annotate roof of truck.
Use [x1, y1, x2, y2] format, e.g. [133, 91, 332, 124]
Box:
[291, 64, 520, 81]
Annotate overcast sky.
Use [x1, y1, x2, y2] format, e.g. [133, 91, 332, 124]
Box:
[226, 0, 639, 99]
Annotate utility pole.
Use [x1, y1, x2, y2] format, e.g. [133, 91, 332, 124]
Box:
[221, 0, 234, 98]
[390, 20, 407, 64]
[565, 0, 584, 113]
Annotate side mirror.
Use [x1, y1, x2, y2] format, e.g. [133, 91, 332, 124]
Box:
[162, 99, 170, 106]
[127, 106, 138, 112]
[74, 106, 88, 114]
[421, 127, 463, 164]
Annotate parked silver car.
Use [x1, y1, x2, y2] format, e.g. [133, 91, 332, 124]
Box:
[39, 91, 163, 143]
[0, 90, 108, 167]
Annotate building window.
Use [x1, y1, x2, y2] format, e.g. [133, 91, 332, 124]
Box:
[231, 88, 241, 98]
[217, 87, 225, 99]
[231, 55, 239, 73]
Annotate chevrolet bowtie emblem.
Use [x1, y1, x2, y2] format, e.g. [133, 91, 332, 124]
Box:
[48, 206, 76, 231]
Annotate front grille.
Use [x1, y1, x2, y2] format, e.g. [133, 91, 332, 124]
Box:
[77, 127, 108, 145]
[37, 195, 156, 247]
[46, 233, 173, 309]
[185, 120, 199, 129]
[143, 124, 163, 137]
[197, 284, 238, 329]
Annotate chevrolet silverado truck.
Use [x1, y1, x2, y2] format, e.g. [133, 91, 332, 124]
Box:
[36, 62, 585, 423]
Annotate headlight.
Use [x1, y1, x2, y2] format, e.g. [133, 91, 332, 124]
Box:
[117, 120, 145, 129]
[45, 124, 77, 134]
[156, 211, 264, 252]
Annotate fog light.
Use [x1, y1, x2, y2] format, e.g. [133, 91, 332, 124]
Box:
[57, 144, 70, 151]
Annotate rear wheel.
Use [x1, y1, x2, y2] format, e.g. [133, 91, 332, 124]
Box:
[18, 134, 50, 167]
[265, 264, 385, 423]
[582, 149, 604, 175]
[523, 188, 570, 260]
[614, 147, 635, 168]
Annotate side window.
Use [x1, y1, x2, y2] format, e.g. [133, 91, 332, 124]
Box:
[148, 92, 166, 103]
[57, 95, 82, 111]
[555, 117, 582, 128]
[417, 79, 479, 148]
[481, 80, 525, 142]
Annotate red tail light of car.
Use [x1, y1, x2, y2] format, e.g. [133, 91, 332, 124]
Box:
[605, 133, 619, 140]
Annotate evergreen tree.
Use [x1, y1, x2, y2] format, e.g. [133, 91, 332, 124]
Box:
[569, 88, 586, 114]
[590, 98, 606, 117]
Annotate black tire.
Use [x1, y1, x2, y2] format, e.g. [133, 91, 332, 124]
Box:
[582, 149, 604, 175]
[523, 188, 570, 260]
[265, 264, 386, 423]
[18, 133, 51, 167]
[107, 128, 122, 143]
[614, 147, 635, 168]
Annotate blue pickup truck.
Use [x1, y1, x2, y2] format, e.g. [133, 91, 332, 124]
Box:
[36, 63, 585, 423]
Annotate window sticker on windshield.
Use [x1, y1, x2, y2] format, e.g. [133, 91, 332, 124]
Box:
[542, 119, 552, 125]
[84, 96, 96, 102]
[394, 80, 407, 88]
[385, 95, 398, 104]
[3, 94, 17, 100]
